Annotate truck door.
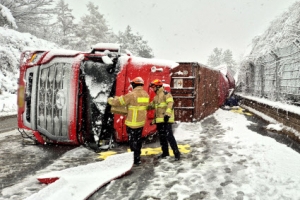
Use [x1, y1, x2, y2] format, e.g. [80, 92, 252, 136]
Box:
[170, 63, 196, 122]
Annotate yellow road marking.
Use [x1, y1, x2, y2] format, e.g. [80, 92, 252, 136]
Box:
[98, 144, 190, 159]
[98, 151, 117, 159]
[230, 107, 252, 116]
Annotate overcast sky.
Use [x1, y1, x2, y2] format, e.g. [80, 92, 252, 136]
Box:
[62, 0, 298, 64]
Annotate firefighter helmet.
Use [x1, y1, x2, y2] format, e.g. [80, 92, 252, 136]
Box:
[150, 79, 163, 87]
[130, 77, 144, 85]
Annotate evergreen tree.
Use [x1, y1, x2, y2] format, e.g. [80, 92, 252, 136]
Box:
[50, 0, 76, 47]
[0, 0, 55, 36]
[74, 2, 111, 51]
[0, 4, 17, 28]
[207, 48, 223, 67]
[117, 25, 153, 58]
[55, 0, 74, 37]
[207, 48, 237, 74]
[222, 49, 236, 67]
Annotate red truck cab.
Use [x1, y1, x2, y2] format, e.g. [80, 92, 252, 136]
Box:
[17, 43, 235, 149]
[17, 44, 178, 147]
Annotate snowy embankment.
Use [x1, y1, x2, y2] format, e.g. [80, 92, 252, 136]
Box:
[0, 93, 17, 117]
[0, 27, 59, 116]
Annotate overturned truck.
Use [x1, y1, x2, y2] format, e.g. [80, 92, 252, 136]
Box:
[17, 43, 235, 149]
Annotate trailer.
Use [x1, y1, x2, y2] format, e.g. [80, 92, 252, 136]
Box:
[17, 43, 235, 149]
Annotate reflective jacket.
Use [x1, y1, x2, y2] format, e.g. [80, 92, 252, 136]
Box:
[108, 86, 149, 129]
[148, 87, 175, 123]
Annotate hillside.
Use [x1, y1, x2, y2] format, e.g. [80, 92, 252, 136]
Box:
[0, 27, 60, 94]
[245, 1, 300, 58]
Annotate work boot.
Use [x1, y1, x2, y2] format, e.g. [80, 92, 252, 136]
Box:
[134, 160, 141, 165]
[174, 152, 181, 161]
[157, 153, 169, 159]
[134, 157, 141, 165]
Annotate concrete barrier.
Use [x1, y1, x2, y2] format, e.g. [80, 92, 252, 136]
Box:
[238, 95, 300, 143]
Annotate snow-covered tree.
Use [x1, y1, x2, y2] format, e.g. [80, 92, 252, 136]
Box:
[246, 1, 300, 57]
[44, 0, 76, 47]
[74, 2, 112, 51]
[117, 25, 154, 58]
[0, 4, 17, 28]
[207, 47, 223, 67]
[207, 48, 237, 75]
[222, 50, 235, 67]
[0, 0, 55, 35]
[55, 0, 74, 37]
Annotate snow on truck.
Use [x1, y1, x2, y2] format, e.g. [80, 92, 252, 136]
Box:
[17, 43, 235, 149]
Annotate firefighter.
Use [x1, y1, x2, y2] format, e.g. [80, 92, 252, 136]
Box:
[107, 77, 149, 165]
[148, 79, 181, 161]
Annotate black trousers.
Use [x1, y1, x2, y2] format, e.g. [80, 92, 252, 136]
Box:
[126, 127, 143, 162]
[156, 123, 179, 156]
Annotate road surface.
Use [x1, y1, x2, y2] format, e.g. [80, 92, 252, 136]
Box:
[1, 108, 300, 199]
[0, 115, 17, 133]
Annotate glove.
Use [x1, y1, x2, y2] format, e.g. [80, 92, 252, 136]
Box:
[107, 97, 113, 105]
[164, 115, 170, 123]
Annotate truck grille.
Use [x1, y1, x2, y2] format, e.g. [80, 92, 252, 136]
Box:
[37, 63, 72, 140]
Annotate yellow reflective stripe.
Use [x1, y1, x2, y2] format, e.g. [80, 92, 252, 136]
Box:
[125, 120, 145, 127]
[166, 97, 173, 103]
[137, 97, 149, 103]
[156, 117, 175, 123]
[128, 106, 147, 110]
[155, 102, 167, 109]
[119, 96, 125, 105]
[132, 108, 137, 123]
[166, 108, 172, 113]
[159, 102, 167, 106]
[156, 118, 164, 123]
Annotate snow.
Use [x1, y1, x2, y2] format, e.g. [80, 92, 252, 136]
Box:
[1, 6, 300, 198]
[0, 5, 17, 28]
[41, 49, 82, 63]
[214, 64, 228, 75]
[138, 109, 300, 199]
[119, 55, 179, 69]
[0, 27, 59, 104]
[239, 94, 300, 116]
[2, 107, 300, 199]
[26, 152, 133, 200]
[91, 43, 120, 51]
[241, 104, 300, 139]
[0, 92, 17, 117]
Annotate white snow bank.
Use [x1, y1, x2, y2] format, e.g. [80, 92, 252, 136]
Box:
[26, 152, 133, 200]
[0, 93, 17, 116]
[238, 93, 300, 115]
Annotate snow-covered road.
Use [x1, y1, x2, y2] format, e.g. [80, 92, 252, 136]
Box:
[1, 107, 300, 200]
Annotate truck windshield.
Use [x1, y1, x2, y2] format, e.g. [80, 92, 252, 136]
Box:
[80, 60, 118, 142]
